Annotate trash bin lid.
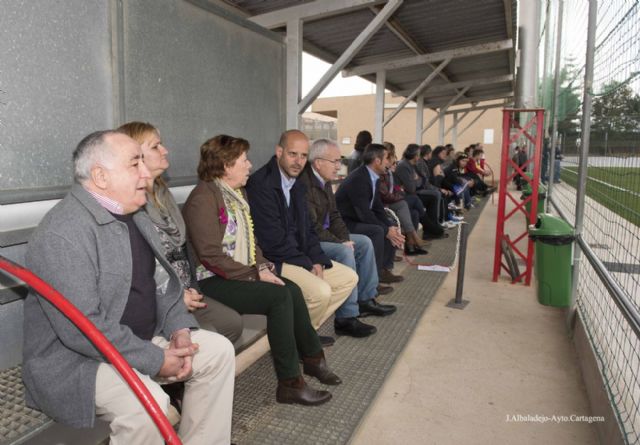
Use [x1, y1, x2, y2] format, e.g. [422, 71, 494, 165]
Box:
[530, 213, 574, 236]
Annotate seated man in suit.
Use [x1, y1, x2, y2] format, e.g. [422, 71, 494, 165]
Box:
[335, 143, 405, 284]
[299, 138, 397, 338]
[245, 130, 358, 345]
[22, 130, 235, 445]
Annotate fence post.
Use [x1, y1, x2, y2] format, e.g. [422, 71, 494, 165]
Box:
[570, 0, 598, 326]
[546, 0, 563, 210]
[447, 222, 469, 309]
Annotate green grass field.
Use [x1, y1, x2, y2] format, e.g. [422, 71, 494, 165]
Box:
[561, 166, 640, 227]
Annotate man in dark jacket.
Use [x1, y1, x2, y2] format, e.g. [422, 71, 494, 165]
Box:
[335, 143, 405, 283]
[299, 139, 396, 337]
[246, 130, 358, 341]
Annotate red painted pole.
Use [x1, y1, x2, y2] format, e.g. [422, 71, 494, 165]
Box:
[492, 109, 512, 281]
[0, 255, 182, 445]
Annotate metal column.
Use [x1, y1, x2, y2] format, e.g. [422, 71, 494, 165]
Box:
[285, 19, 302, 129]
[546, 0, 564, 210]
[493, 108, 544, 285]
[437, 110, 445, 145]
[374, 70, 386, 143]
[515, 0, 541, 108]
[416, 95, 424, 144]
[570, 0, 598, 321]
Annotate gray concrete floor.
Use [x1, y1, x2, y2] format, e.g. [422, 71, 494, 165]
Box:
[350, 199, 599, 445]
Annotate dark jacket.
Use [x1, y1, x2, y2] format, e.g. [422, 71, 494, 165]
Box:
[298, 163, 350, 243]
[335, 164, 391, 233]
[182, 180, 269, 281]
[394, 159, 421, 194]
[245, 156, 332, 272]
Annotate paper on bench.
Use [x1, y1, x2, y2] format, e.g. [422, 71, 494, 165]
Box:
[417, 265, 450, 272]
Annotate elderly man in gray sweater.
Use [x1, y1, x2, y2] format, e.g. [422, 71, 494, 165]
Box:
[23, 130, 234, 445]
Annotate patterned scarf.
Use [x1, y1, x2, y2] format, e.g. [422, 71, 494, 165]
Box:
[215, 178, 257, 266]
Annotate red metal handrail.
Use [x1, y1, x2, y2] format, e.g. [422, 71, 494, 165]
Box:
[0, 255, 182, 445]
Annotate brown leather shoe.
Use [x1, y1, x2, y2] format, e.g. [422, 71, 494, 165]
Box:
[376, 284, 393, 295]
[379, 269, 404, 283]
[302, 351, 342, 385]
[276, 376, 332, 406]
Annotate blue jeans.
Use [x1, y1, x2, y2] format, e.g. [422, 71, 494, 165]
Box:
[320, 234, 378, 319]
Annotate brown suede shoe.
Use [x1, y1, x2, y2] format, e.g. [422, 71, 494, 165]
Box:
[276, 376, 332, 406]
[302, 351, 342, 385]
[376, 284, 393, 295]
[379, 269, 404, 283]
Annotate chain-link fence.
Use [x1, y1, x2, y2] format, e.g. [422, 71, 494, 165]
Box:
[539, 0, 640, 442]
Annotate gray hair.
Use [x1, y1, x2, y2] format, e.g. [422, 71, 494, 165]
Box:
[72, 130, 121, 183]
[309, 138, 339, 163]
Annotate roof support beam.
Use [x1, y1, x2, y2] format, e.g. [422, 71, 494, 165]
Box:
[343, 39, 513, 77]
[297, 0, 403, 114]
[422, 87, 470, 134]
[450, 112, 459, 147]
[424, 92, 514, 109]
[445, 110, 469, 138]
[393, 74, 514, 97]
[442, 102, 509, 116]
[458, 109, 489, 137]
[285, 19, 303, 129]
[374, 70, 386, 143]
[249, 0, 386, 29]
[415, 95, 424, 144]
[383, 58, 451, 127]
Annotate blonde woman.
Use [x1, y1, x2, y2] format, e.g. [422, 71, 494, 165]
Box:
[118, 122, 243, 344]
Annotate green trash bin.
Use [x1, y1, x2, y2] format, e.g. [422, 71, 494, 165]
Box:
[521, 182, 547, 215]
[528, 214, 574, 307]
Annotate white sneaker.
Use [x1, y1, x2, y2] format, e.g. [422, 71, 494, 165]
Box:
[441, 221, 457, 229]
[449, 214, 464, 222]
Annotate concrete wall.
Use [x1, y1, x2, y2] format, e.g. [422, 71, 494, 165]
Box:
[312, 94, 506, 180]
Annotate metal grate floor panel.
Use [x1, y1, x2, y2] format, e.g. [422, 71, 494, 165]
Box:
[231, 198, 489, 444]
[0, 366, 52, 445]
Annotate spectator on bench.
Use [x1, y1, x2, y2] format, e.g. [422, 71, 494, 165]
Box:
[348, 130, 372, 174]
[246, 130, 358, 347]
[335, 143, 406, 284]
[23, 130, 234, 445]
[379, 144, 429, 255]
[119, 121, 243, 344]
[465, 148, 494, 196]
[395, 144, 450, 238]
[298, 138, 396, 338]
[183, 134, 339, 406]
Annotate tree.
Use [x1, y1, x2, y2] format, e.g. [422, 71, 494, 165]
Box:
[591, 80, 640, 133]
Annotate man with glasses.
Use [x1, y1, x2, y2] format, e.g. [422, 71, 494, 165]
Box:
[298, 139, 396, 338]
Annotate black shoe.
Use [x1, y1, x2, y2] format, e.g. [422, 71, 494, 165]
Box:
[358, 298, 397, 317]
[319, 335, 335, 347]
[376, 284, 394, 295]
[405, 245, 428, 255]
[334, 317, 377, 337]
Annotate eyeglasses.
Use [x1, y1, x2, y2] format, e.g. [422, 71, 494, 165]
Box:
[317, 157, 342, 166]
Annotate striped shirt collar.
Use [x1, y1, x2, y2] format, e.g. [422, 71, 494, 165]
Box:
[86, 188, 125, 215]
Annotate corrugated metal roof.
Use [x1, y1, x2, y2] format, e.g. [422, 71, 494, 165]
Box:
[223, 0, 517, 106]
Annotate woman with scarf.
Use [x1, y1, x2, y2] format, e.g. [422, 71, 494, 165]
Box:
[182, 134, 340, 406]
[118, 122, 243, 345]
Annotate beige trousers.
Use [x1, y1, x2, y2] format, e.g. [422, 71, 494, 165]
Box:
[281, 261, 358, 329]
[95, 329, 235, 445]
